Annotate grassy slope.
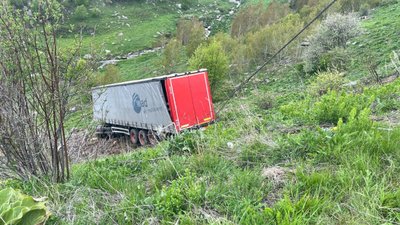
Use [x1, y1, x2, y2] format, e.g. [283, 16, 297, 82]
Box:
[3, 1, 400, 225]
[348, 2, 400, 78]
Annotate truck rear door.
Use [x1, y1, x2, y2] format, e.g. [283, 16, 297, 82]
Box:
[165, 71, 215, 132]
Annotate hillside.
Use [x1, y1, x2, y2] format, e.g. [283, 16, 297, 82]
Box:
[1, 0, 400, 224]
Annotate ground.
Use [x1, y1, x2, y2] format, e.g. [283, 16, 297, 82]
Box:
[2, 1, 400, 224]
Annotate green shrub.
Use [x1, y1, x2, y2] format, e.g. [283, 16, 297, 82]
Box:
[314, 91, 374, 124]
[96, 65, 121, 85]
[307, 71, 347, 96]
[73, 5, 89, 21]
[0, 188, 50, 225]
[304, 13, 362, 73]
[280, 90, 374, 124]
[162, 38, 184, 73]
[176, 18, 205, 56]
[89, 7, 101, 18]
[189, 40, 229, 102]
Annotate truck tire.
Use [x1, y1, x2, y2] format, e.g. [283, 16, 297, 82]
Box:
[138, 130, 148, 146]
[147, 130, 158, 146]
[129, 129, 139, 145]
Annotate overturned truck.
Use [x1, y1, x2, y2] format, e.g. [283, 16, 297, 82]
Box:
[92, 69, 216, 145]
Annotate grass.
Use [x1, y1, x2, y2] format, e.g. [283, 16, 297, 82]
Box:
[348, 2, 400, 78]
[3, 1, 400, 224]
[59, 0, 238, 57]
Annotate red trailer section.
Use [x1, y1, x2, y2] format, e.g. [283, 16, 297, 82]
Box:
[165, 71, 215, 132]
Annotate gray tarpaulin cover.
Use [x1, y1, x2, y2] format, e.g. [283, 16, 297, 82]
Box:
[92, 81, 174, 132]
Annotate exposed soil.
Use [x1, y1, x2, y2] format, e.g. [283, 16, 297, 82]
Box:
[67, 129, 134, 163]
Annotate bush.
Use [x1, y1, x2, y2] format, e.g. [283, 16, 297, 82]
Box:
[304, 13, 362, 73]
[162, 38, 184, 73]
[246, 13, 304, 64]
[307, 71, 347, 96]
[176, 18, 205, 56]
[73, 5, 89, 21]
[231, 1, 291, 37]
[96, 65, 121, 85]
[313, 91, 374, 124]
[189, 40, 229, 101]
[89, 7, 101, 18]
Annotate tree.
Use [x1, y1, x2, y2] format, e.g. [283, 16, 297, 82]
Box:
[189, 41, 229, 101]
[162, 38, 184, 73]
[176, 17, 205, 56]
[0, 1, 90, 182]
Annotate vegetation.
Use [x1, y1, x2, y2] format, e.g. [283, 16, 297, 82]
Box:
[189, 41, 229, 101]
[0, 188, 50, 225]
[1, 0, 400, 224]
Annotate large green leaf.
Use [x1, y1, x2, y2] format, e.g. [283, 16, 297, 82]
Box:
[0, 188, 49, 225]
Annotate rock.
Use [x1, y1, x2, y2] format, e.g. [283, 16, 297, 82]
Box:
[69, 107, 77, 112]
[83, 54, 92, 59]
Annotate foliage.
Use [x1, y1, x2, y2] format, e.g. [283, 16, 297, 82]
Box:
[0, 0, 91, 182]
[246, 13, 304, 64]
[162, 39, 184, 73]
[304, 13, 362, 73]
[96, 65, 122, 85]
[0, 188, 49, 225]
[73, 5, 89, 20]
[176, 17, 205, 57]
[307, 71, 347, 96]
[189, 40, 229, 101]
[231, 1, 291, 37]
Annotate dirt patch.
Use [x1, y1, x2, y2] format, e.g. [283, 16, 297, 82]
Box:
[67, 129, 134, 163]
[371, 110, 400, 127]
[262, 166, 294, 206]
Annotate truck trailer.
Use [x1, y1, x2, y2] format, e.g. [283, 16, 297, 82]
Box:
[92, 69, 216, 146]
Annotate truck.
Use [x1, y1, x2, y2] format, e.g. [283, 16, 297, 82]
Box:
[92, 69, 216, 146]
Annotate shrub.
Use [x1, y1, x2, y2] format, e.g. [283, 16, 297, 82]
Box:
[162, 38, 184, 73]
[304, 13, 362, 73]
[246, 13, 304, 64]
[73, 5, 89, 20]
[189, 40, 229, 101]
[231, 1, 291, 37]
[96, 65, 121, 85]
[307, 71, 347, 96]
[0, 188, 50, 224]
[89, 7, 101, 18]
[313, 91, 374, 124]
[176, 18, 205, 56]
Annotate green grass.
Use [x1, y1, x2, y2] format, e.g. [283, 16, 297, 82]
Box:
[3, 1, 400, 224]
[348, 2, 400, 78]
[59, 0, 238, 57]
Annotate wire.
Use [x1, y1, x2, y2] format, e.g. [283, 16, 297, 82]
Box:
[216, 0, 339, 114]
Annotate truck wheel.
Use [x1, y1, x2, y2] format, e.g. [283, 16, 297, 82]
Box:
[138, 130, 148, 146]
[147, 130, 158, 146]
[129, 129, 139, 145]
